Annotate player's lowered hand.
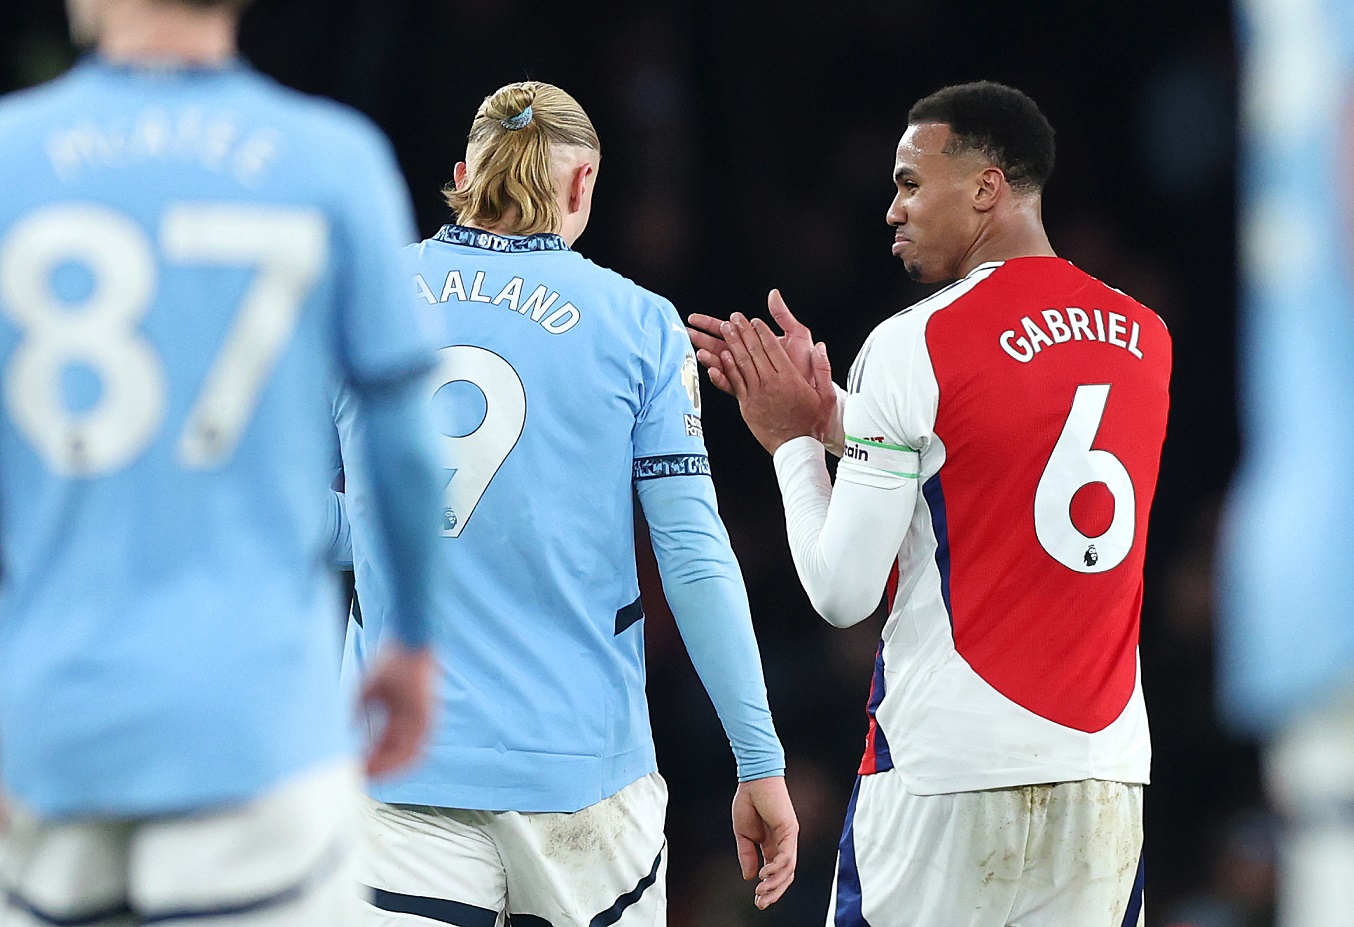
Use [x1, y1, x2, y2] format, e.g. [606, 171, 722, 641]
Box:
[722, 314, 836, 454]
[361, 643, 436, 778]
[733, 775, 799, 909]
[689, 289, 817, 395]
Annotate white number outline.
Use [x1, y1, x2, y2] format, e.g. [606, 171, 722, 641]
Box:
[1032, 383, 1136, 573]
[429, 345, 527, 538]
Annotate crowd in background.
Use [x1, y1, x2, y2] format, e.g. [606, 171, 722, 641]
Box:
[0, 2, 1263, 924]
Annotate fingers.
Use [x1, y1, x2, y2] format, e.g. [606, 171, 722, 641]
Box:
[687, 312, 726, 338]
[749, 318, 792, 374]
[735, 832, 760, 882]
[720, 348, 748, 400]
[752, 822, 799, 908]
[767, 289, 806, 336]
[360, 648, 434, 778]
[362, 683, 427, 777]
[720, 315, 767, 390]
[705, 363, 734, 396]
[686, 325, 726, 357]
[811, 341, 835, 402]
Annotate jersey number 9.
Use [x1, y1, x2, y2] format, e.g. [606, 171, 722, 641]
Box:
[428, 345, 526, 538]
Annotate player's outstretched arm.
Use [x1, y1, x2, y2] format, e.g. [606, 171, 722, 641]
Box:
[733, 775, 799, 909]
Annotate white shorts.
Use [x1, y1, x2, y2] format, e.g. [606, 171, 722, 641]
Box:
[1266, 684, 1354, 927]
[827, 772, 1144, 927]
[360, 772, 667, 927]
[0, 760, 363, 927]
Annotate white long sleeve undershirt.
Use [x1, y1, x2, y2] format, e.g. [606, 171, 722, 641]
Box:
[771, 436, 919, 628]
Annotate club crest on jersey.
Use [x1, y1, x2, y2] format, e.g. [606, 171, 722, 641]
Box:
[681, 354, 702, 414]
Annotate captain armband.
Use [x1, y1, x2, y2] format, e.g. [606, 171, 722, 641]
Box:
[837, 434, 920, 489]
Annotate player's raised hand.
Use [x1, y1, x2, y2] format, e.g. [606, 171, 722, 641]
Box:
[733, 775, 799, 910]
[689, 289, 817, 394]
[721, 314, 836, 454]
[361, 643, 436, 778]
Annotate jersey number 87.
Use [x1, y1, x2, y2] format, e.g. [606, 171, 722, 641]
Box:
[0, 202, 326, 477]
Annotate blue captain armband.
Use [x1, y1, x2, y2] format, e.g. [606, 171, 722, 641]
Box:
[633, 454, 711, 481]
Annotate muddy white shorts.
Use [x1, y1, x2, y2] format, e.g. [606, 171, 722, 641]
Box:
[827, 772, 1144, 927]
[0, 760, 363, 927]
[360, 772, 667, 927]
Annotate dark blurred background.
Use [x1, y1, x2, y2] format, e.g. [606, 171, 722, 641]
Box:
[0, 3, 1265, 925]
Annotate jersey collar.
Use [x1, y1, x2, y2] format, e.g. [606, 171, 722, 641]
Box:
[434, 225, 570, 253]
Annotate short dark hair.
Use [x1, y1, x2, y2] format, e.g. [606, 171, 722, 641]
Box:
[908, 81, 1055, 194]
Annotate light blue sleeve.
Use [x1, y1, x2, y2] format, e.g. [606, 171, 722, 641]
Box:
[347, 371, 440, 649]
[323, 490, 353, 570]
[331, 118, 439, 385]
[636, 473, 786, 781]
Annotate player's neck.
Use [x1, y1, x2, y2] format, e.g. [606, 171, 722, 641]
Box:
[98, 4, 238, 67]
[958, 202, 1055, 277]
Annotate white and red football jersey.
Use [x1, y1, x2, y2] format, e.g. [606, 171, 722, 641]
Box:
[842, 256, 1171, 794]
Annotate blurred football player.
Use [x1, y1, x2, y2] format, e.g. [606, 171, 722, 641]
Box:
[0, 0, 442, 923]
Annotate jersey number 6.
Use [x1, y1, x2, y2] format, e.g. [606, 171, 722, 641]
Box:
[1033, 383, 1136, 574]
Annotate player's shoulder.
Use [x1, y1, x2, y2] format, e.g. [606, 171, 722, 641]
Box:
[993, 256, 1171, 337]
[239, 70, 394, 161]
[572, 254, 682, 328]
[0, 66, 88, 140]
[1072, 264, 1172, 340]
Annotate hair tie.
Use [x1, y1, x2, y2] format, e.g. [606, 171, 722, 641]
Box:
[500, 106, 534, 130]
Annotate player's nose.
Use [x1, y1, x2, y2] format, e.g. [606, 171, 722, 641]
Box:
[886, 195, 905, 227]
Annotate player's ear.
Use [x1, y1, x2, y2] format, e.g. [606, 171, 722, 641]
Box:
[973, 166, 1004, 213]
[452, 161, 468, 190]
[567, 161, 595, 213]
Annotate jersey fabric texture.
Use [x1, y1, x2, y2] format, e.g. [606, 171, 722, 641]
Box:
[0, 57, 436, 818]
[841, 257, 1171, 793]
[339, 225, 782, 813]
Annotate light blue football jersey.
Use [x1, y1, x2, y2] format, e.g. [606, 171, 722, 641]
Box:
[1220, 0, 1354, 733]
[338, 225, 783, 812]
[0, 57, 437, 817]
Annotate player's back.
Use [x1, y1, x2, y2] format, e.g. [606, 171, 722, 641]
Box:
[862, 256, 1171, 792]
[342, 225, 703, 812]
[0, 58, 415, 817]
